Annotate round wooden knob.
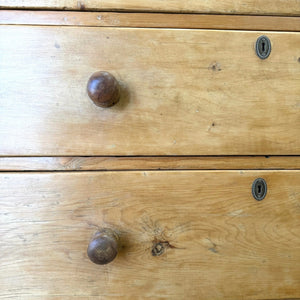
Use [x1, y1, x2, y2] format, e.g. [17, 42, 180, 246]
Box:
[87, 71, 120, 108]
[87, 228, 119, 265]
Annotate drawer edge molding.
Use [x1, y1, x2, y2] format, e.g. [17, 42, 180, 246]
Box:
[0, 156, 299, 171]
[0, 0, 300, 16]
[0, 11, 299, 32]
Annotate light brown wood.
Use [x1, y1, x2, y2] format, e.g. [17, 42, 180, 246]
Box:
[0, 0, 300, 16]
[0, 26, 299, 156]
[0, 171, 299, 298]
[1, 11, 300, 31]
[0, 156, 300, 171]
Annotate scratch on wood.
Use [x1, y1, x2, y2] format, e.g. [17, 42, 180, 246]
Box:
[206, 238, 219, 254]
[209, 247, 218, 253]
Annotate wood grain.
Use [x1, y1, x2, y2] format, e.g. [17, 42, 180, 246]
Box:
[1, 11, 300, 31]
[0, 171, 299, 299]
[0, 156, 300, 171]
[0, 26, 299, 156]
[0, 0, 300, 16]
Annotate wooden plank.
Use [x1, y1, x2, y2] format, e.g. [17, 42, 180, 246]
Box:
[0, 0, 300, 16]
[0, 156, 300, 171]
[0, 171, 299, 298]
[0, 27, 299, 156]
[1, 11, 300, 31]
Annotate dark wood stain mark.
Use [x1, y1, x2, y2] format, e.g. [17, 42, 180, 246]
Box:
[151, 239, 177, 257]
[208, 121, 216, 132]
[77, 1, 85, 10]
[209, 62, 222, 72]
[209, 247, 218, 253]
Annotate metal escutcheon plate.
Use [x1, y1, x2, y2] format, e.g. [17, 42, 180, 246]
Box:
[252, 178, 267, 201]
[255, 35, 271, 59]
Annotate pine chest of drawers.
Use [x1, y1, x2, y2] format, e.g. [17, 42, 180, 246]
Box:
[0, 1, 299, 299]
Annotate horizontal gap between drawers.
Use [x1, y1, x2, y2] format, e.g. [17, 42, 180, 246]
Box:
[1, 155, 300, 157]
[1, 8, 300, 18]
[0, 11, 299, 31]
[0, 169, 299, 173]
[0, 156, 299, 171]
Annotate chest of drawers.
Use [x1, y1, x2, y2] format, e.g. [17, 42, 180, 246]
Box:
[0, 1, 299, 299]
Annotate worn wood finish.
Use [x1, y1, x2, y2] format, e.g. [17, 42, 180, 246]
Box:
[87, 228, 119, 265]
[0, 156, 300, 171]
[1, 11, 300, 31]
[0, 171, 299, 298]
[0, 26, 299, 156]
[0, 0, 300, 15]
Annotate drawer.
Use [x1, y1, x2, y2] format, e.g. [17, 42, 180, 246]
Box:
[1, 171, 299, 299]
[0, 26, 299, 156]
[0, 0, 300, 15]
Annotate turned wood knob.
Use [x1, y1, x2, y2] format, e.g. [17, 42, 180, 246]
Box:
[87, 71, 120, 107]
[87, 228, 119, 265]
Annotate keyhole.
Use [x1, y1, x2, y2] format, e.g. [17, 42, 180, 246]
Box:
[262, 41, 265, 53]
[257, 183, 262, 194]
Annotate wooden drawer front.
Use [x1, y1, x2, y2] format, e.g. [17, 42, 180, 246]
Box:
[0, 0, 300, 15]
[0, 27, 299, 156]
[1, 171, 299, 299]
[1, 26, 300, 156]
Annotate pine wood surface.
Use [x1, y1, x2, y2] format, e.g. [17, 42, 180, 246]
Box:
[0, 0, 300, 15]
[0, 5, 299, 300]
[0, 156, 299, 171]
[0, 171, 299, 299]
[0, 26, 299, 156]
[1, 11, 300, 31]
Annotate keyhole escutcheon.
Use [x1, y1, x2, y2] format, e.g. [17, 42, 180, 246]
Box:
[255, 36, 271, 59]
[252, 178, 267, 201]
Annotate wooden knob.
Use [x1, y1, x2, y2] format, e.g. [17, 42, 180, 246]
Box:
[87, 228, 119, 265]
[87, 71, 120, 108]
